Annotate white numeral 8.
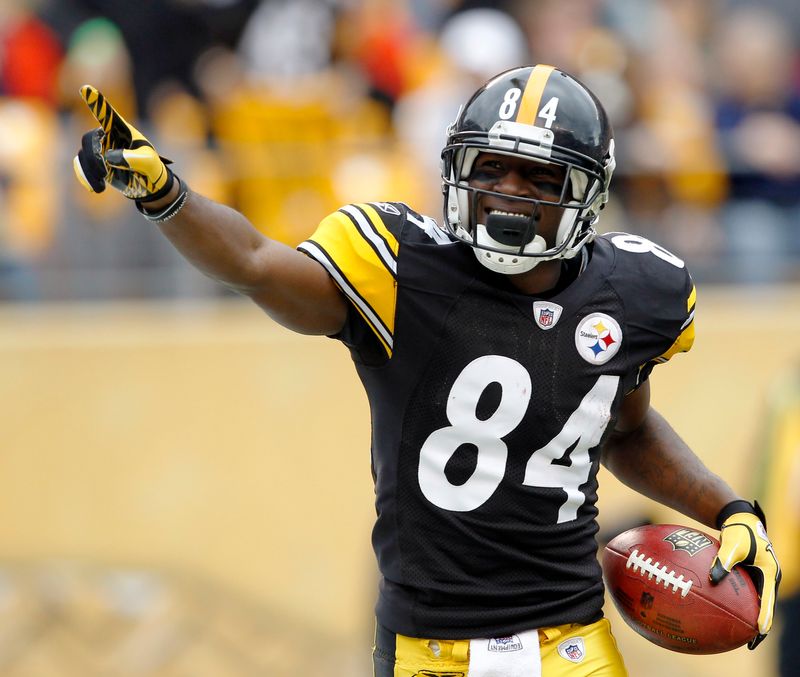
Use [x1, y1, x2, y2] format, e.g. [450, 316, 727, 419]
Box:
[418, 355, 529, 511]
[499, 87, 522, 120]
[611, 234, 684, 268]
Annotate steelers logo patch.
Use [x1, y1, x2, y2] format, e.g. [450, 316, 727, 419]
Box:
[575, 313, 622, 364]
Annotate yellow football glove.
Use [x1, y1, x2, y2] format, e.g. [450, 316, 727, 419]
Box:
[709, 500, 781, 650]
[73, 85, 175, 203]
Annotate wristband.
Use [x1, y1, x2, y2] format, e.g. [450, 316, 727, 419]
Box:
[135, 176, 188, 223]
[715, 499, 765, 530]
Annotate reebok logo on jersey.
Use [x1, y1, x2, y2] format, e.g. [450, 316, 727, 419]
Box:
[533, 301, 562, 330]
[374, 202, 401, 215]
[557, 637, 586, 663]
[575, 313, 622, 364]
[487, 635, 523, 652]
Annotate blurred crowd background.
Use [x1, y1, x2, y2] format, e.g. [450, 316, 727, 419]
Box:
[2, 0, 800, 675]
[1, 0, 800, 301]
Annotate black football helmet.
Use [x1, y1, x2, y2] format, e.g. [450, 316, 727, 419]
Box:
[441, 64, 616, 274]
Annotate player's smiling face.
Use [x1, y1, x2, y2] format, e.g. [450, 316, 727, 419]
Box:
[467, 152, 567, 248]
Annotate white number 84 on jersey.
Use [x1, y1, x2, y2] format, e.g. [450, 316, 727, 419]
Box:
[418, 355, 618, 522]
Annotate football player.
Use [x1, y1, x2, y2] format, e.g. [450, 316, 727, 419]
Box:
[74, 65, 780, 675]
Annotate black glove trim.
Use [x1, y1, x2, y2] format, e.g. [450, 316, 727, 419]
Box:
[752, 500, 767, 527]
[134, 167, 176, 204]
[124, 139, 173, 165]
[715, 499, 759, 530]
[77, 128, 108, 192]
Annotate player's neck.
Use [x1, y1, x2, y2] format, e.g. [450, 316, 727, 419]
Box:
[507, 259, 563, 296]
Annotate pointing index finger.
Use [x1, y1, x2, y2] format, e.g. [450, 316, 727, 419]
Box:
[79, 85, 133, 151]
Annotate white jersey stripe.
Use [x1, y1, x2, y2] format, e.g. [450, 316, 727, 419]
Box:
[297, 241, 394, 350]
[341, 204, 398, 275]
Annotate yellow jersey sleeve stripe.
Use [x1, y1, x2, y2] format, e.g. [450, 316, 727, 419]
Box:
[300, 205, 400, 355]
[652, 285, 697, 364]
[310, 211, 397, 339]
[297, 240, 393, 356]
[517, 64, 556, 125]
[340, 204, 399, 276]
[654, 320, 695, 364]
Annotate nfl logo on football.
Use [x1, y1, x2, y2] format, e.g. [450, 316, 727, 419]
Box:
[664, 528, 714, 556]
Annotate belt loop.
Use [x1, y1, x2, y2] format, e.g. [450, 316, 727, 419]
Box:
[539, 625, 564, 643]
[452, 638, 470, 662]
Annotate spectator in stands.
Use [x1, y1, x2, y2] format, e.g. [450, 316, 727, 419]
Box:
[709, 4, 800, 284]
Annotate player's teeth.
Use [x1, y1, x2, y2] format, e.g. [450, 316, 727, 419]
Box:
[489, 210, 529, 217]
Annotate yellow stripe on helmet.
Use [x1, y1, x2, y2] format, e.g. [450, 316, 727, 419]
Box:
[516, 64, 556, 125]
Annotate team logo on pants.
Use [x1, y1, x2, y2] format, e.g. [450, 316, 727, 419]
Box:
[557, 636, 586, 663]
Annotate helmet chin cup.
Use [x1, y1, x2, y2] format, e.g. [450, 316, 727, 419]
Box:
[472, 223, 547, 274]
[473, 248, 542, 274]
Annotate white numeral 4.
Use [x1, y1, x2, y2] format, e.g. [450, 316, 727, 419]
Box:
[538, 96, 559, 129]
[523, 375, 618, 522]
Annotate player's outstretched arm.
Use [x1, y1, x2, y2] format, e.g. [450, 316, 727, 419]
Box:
[73, 85, 347, 336]
[601, 382, 781, 649]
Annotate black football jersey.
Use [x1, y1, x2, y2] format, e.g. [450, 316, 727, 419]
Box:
[298, 202, 696, 639]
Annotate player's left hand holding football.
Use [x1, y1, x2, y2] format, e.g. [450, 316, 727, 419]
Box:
[710, 500, 781, 650]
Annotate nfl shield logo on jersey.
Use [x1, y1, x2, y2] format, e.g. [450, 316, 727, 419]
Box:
[533, 301, 563, 330]
[557, 637, 586, 663]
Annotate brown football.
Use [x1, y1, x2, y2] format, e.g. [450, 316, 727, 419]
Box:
[602, 524, 759, 654]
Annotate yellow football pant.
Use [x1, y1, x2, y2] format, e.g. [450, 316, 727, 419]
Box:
[373, 618, 627, 676]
